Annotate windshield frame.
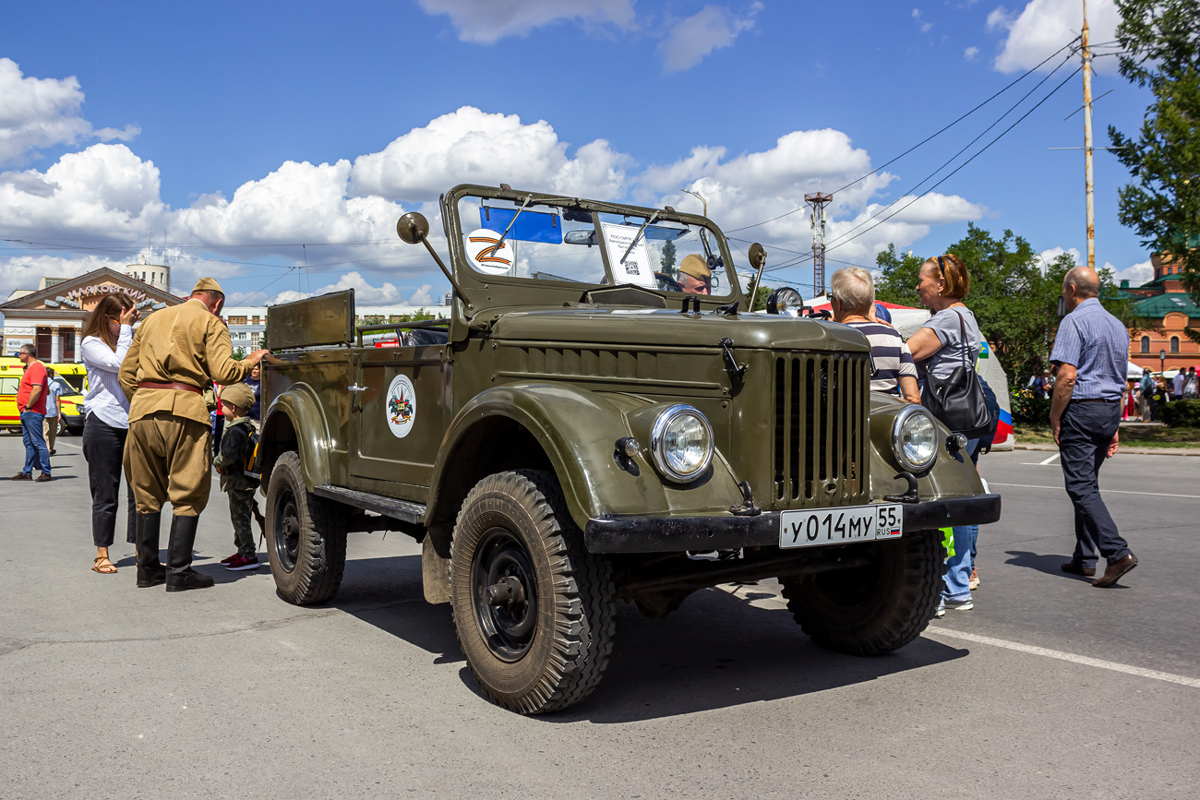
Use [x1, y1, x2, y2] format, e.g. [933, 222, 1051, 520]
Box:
[442, 184, 742, 316]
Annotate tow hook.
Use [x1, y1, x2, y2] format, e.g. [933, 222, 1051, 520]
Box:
[729, 481, 761, 517]
[884, 472, 921, 504]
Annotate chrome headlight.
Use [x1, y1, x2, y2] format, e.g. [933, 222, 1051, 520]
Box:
[650, 404, 714, 483]
[892, 405, 938, 472]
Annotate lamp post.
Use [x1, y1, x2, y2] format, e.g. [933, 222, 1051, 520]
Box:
[1160, 348, 1166, 375]
[680, 188, 707, 218]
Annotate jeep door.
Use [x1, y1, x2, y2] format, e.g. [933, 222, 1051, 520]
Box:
[348, 342, 449, 499]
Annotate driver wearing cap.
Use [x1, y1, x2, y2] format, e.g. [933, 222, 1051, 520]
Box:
[678, 254, 711, 295]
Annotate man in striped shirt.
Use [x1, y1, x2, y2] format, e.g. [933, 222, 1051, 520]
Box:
[830, 267, 920, 404]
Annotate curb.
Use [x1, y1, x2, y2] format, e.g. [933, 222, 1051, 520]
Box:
[1013, 443, 1200, 457]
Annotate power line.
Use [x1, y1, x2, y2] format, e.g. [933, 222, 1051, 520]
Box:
[725, 36, 1082, 235]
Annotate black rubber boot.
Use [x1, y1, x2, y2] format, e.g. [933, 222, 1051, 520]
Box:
[165, 515, 214, 592]
[135, 511, 167, 589]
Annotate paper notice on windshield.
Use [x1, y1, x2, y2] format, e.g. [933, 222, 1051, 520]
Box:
[601, 223, 656, 288]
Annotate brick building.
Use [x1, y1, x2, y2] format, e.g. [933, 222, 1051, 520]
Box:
[1124, 251, 1200, 373]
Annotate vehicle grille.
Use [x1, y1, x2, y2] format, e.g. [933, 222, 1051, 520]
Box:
[772, 353, 869, 506]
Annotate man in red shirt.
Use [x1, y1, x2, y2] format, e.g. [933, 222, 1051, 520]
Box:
[13, 344, 51, 482]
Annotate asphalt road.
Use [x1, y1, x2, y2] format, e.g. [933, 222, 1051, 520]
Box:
[1, 434, 1197, 799]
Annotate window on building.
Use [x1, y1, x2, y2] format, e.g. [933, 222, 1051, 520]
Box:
[36, 327, 52, 360]
[252, 316, 260, 324]
[251, 333, 260, 348]
[229, 316, 248, 325]
[59, 329, 75, 361]
[1171, 336, 1180, 353]
[1141, 336, 1150, 353]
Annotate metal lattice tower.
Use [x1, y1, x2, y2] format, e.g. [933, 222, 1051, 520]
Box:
[805, 192, 833, 297]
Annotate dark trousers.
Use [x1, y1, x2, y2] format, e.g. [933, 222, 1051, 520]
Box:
[83, 415, 136, 548]
[228, 483, 258, 557]
[1059, 401, 1130, 567]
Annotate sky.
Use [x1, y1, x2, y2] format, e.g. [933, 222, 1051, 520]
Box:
[0, 0, 1158, 308]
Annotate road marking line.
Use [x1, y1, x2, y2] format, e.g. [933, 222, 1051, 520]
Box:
[925, 628, 1200, 689]
[1037, 452, 1061, 465]
[991, 482, 1200, 500]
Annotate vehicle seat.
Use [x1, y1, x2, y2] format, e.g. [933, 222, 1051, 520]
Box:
[402, 328, 450, 346]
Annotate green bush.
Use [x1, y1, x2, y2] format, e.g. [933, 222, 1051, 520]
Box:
[1160, 399, 1200, 428]
[1011, 389, 1052, 426]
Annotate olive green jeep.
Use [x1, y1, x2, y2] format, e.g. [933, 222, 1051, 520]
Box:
[256, 183, 1000, 714]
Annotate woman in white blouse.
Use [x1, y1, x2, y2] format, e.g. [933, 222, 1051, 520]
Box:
[80, 295, 140, 575]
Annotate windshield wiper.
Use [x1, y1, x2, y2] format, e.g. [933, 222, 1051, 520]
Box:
[619, 210, 661, 265]
[493, 195, 533, 252]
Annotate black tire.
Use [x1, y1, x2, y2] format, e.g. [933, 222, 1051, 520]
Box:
[780, 529, 942, 655]
[450, 470, 615, 714]
[264, 451, 347, 605]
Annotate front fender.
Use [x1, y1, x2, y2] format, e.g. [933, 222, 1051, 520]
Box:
[427, 382, 743, 533]
[260, 385, 332, 491]
[868, 394, 988, 504]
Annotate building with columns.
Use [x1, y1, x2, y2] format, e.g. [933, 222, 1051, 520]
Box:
[0, 267, 179, 360]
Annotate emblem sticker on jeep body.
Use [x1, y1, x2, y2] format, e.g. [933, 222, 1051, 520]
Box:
[466, 228, 513, 275]
[386, 374, 416, 438]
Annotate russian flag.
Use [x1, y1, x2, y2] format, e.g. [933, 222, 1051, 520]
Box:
[993, 407, 1013, 445]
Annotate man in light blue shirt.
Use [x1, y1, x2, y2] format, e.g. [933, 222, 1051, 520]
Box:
[1050, 266, 1136, 588]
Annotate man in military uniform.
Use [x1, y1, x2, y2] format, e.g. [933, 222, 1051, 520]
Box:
[119, 278, 269, 592]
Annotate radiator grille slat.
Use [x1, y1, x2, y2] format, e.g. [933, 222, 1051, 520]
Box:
[772, 353, 868, 506]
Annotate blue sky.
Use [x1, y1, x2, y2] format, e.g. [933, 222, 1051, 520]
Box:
[0, 0, 1156, 307]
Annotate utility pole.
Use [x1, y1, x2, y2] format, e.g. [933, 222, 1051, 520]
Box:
[805, 192, 832, 297]
[1082, 0, 1095, 270]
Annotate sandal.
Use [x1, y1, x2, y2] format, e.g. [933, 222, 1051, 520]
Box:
[92, 556, 118, 574]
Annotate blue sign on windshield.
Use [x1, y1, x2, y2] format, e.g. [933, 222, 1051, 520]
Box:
[480, 207, 562, 244]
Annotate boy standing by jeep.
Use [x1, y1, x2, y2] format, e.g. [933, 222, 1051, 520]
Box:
[214, 383, 261, 571]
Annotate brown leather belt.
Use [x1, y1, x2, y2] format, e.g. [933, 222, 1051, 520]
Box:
[138, 381, 202, 394]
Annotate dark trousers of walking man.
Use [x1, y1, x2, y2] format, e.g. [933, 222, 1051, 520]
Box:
[1059, 401, 1130, 571]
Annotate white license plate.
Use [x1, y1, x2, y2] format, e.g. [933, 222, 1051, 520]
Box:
[779, 504, 904, 549]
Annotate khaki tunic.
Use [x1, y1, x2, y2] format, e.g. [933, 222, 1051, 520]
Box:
[119, 299, 254, 515]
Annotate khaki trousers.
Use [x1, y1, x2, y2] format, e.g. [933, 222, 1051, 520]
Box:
[124, 412, 212, 516]
[43, 416, 59, 452]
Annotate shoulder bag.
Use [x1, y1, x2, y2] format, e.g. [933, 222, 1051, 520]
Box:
[920, 309, 994, 440]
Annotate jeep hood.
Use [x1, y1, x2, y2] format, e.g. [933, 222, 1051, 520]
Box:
[488, 308, 870, 353]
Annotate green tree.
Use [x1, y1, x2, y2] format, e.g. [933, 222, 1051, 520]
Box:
[874, 225, 1141, 381]
[231, 346, 246, 360]
[1108, 0, 1200, 297]
[742, 278, 772, 312]
[660, 240, 678, 277]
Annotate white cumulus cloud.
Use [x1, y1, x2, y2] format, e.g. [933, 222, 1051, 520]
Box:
[989, 0, 1120, 74]
[0, 58, 140, 167]
[659, 3, 762, 73]
[415, 0, 635, 44]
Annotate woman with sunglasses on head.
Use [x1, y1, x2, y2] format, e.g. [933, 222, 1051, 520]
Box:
[906, 253, 984, 615]
[80, 294, 141, 575]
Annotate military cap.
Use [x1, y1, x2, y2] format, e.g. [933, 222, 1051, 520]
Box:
[678, 253, 711, 280]
[219, 382, 256, 412]
[192, 277, 225, 295]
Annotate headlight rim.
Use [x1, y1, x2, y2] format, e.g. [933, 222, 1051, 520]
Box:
[650, 404, 714, 484]
[891, 404, 938, 473]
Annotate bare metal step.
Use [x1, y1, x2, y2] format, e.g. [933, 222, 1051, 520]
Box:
[313, 485, 426, 525]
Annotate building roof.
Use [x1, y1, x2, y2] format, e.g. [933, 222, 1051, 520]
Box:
[1134, 292, 1200, 319]
[0, 267, 181, 313]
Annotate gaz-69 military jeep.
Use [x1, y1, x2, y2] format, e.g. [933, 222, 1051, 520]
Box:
[256, 183, 1000, 714]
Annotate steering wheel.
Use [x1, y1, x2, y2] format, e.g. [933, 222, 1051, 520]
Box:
[654, 271, 683, 292]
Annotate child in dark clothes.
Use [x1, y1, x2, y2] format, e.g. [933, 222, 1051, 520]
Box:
[214, 383, 262, 571]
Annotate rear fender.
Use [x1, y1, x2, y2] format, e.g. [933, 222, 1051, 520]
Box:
[259, 386, 332, 492]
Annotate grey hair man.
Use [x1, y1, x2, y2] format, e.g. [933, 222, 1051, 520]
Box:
[1051, 266, 1136, 587]
[829, 267, 920, 404]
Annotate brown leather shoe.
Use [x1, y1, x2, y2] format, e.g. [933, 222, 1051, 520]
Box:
[1061, 561, 1096, 577]
[34, 473, 51, 483]
[1093, 554, 1138, 588]
[11, 472, 31, 481]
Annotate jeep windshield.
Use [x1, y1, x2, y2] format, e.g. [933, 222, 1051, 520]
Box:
[452, 191, 736, 299]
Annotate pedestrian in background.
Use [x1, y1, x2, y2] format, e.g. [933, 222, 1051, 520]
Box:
[829, 267, 921, 404]
[1139, 368, 1153, 420]
[1185, 366, 1198, 399]
[43, 368, 64, 455]
[1173, 368, 1184, 399]
[81, 294, 140, 576]
[1051, 267, 1137, 588]
[906, 253, 984, 613]
[12, 344, 51, 483]
[119, 278, 268, 592]
[214, 383, 262, 571]
[244, 362, 262, 431]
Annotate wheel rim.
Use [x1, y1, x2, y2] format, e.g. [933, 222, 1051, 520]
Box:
[471, 527, 538, 662]
[274, 491, 301, 573]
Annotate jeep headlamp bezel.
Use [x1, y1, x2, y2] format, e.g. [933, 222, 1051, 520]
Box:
[650, 404, 714, 483]
[891, 404, 938, 473]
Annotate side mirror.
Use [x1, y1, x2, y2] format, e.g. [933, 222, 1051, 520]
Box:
[396, 212, 430, 245]
[748, 243, 766, 270]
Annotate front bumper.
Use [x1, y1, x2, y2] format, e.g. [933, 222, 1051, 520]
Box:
[584, 493, 1002, 554]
